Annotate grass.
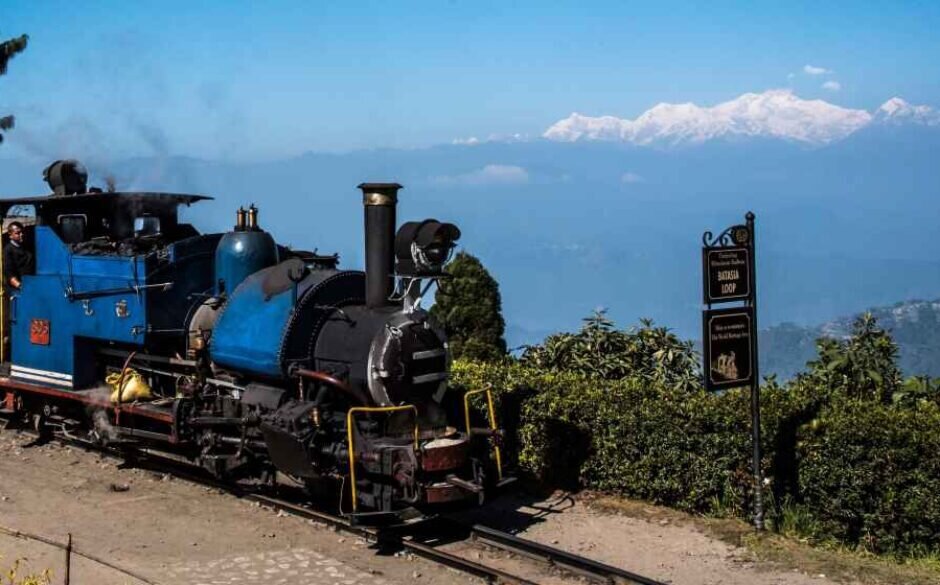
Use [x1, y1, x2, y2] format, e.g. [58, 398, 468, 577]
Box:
[584, 492, 940, 585]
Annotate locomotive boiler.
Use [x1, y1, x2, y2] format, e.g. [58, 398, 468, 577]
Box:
[0, 160, 509, 522]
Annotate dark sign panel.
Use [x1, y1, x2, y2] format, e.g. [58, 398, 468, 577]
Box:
[703, 306, 754, 391]
[703, 247, 750, 303]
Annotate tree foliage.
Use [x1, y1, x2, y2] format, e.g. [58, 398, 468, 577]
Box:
[520, 310, 700, 390]
[429, 251, 507, 362]
[0, 33, 28, 144]
[800, 312, 902, 403]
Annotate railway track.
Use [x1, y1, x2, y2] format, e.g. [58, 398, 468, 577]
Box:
[3, 425, 664, 585]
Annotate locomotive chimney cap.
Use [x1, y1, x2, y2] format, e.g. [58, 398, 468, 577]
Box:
[358, 183, 402, 207]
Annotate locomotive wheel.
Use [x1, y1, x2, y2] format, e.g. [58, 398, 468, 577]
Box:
[31, 411, 51, 441]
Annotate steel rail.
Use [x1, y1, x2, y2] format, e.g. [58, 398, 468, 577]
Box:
[243, 494, 539, 585]
[464, 523, 665, 585]
[3, 424, 661, 585]
[5, 428, 537, 584]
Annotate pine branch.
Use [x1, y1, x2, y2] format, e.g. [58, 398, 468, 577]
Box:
[0, 34, 28, 144]
[0, 34, 29, 75]
[0, 115, 12, 142]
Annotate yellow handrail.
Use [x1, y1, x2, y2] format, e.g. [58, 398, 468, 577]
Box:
[463, 388, 503, 480]
[345, 405, 418, 513]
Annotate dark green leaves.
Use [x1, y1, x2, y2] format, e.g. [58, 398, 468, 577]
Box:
[520, 309, 700, 390]
[801, 313, 902, 403]
[429, 251, 507, 362]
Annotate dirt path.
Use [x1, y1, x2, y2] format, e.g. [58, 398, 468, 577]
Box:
[0, 430, 472, 585]
[452, 492, 857, 585]
[0, 427, 866, 585]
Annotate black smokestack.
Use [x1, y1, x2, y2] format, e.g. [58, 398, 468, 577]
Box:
[358, 183, 401, 308]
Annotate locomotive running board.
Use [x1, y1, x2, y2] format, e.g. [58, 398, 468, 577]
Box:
[0, 377, 175, 425]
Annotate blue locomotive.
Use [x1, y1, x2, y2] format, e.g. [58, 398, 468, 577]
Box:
[0, 160, 507, 521]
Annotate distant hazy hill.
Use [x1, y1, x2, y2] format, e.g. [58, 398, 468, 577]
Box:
[761, 299, 940, 379]
[1, 90, 939, 347]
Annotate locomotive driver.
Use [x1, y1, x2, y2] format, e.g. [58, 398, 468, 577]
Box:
[3, 221, 33, 290]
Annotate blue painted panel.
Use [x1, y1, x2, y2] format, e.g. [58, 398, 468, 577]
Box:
[11, 227, 147, 385]
[211, 269, 294, 377]
[11, 277, 147, 378]
[10, 275, 74, 377]
[146, 234, 219, 334]
[34, 227, 70, 275]
[71, 255, 142, 280]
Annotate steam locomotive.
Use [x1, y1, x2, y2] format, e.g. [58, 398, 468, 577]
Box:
[0, 160, 508, 522]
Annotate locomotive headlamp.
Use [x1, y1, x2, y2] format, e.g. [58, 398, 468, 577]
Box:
[395, 219, 461, 276]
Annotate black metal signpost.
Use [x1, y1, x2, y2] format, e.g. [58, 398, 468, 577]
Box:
[702, 212, 763, 530]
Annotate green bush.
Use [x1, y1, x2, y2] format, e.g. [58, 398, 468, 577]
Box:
[798, 313, 902, 403]
[797, 397, 940, 555]
[453, 360, 760, 512]
[520, 311, 700, 390]
[451, 354, 940, 557]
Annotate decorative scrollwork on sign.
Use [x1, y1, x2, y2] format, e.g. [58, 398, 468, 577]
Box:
[702, 226, 735, 247]
[702, 224, 750, 248]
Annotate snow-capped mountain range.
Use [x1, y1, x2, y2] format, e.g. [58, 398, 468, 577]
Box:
[543, 90, 939, 146]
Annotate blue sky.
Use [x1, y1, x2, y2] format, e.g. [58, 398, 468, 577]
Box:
[2, 1, 939, 159]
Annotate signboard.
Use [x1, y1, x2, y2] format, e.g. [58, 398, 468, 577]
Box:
[703, 247, 750, 303]
[702, 306, 754, 391]
[700, 212, 764, 529]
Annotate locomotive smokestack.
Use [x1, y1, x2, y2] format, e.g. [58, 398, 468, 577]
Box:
[358, 183, 401, 308]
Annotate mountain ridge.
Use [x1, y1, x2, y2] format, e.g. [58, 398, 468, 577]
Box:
[762, 298, 940, 379]
[544, 90, 937, 147]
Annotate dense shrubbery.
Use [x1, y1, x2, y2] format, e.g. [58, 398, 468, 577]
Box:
[520, 311, 700, 390]
[451, 312, 940, 557]
[797, 397, 940, 555]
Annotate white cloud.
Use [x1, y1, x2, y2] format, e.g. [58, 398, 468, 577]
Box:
[803, 64, 831, 76]
[822, 80, 841, 92]
[451, 133, 530, 146]
[486, 132, 529, 143]
[621, 171, 644, 184]
[430, 164, 529, 186]
[787, 72, 795, 81]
